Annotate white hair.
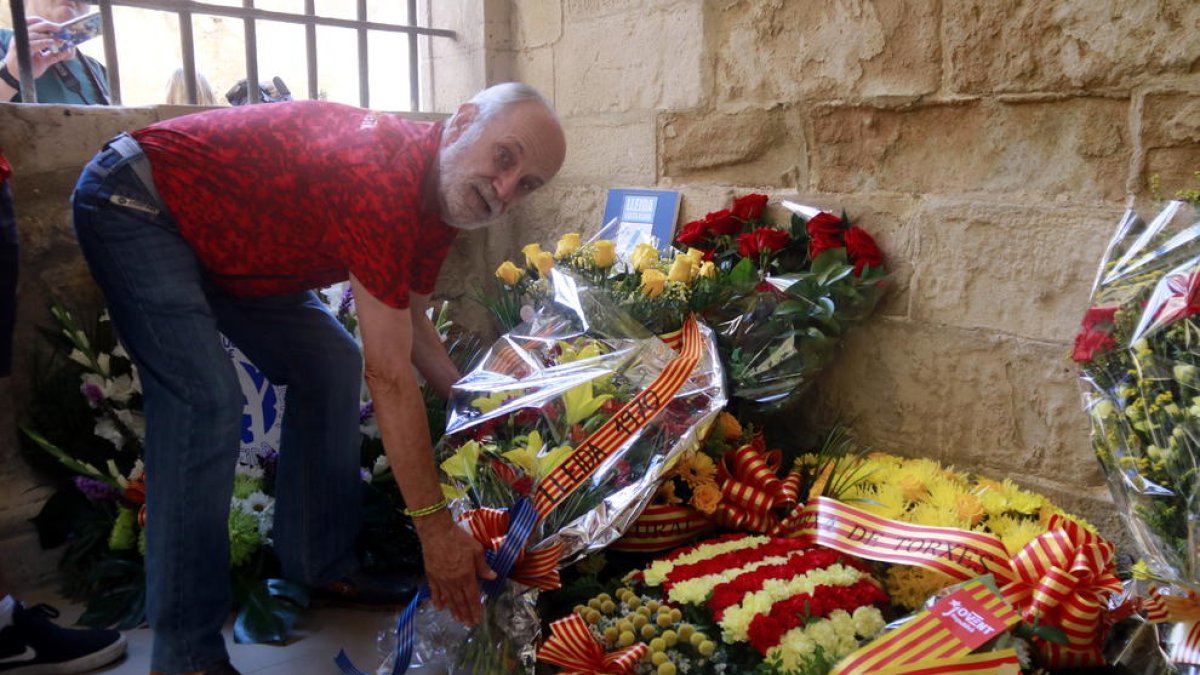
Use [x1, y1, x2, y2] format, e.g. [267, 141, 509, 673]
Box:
[465, 82, 558, 126]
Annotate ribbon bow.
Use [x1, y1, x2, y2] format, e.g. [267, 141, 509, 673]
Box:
[1145, 587, 1200, 664]
[538, 614, 647, 674]
[712, 444, 789, 533]
[993, 516, 1123, 667]
[465, 506, 562, 591]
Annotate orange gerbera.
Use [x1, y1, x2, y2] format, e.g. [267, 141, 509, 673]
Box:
[679, 452, 717, 487]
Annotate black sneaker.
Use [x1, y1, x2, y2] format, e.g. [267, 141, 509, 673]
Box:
[0, 603, 127, 674]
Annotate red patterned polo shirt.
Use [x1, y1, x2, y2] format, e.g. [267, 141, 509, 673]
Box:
[134, 100, 456, 309]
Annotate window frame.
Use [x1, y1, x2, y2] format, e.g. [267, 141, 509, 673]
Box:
[4, 0, 456, 108]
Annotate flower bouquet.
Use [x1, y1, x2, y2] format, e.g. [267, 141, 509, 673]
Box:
[675, 196, 887, 412]
[372, 269, 727, 674]
[538, 533, 890, 675]
[622, 421, 1126, 669]
[1073, 198, 1200, 667]
[487, 232, 705, 337]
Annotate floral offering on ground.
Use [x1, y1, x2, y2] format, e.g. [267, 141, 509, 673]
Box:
[541, 533, 889, 675]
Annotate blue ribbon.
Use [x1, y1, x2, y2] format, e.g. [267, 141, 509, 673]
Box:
[335, 497, 540, 675]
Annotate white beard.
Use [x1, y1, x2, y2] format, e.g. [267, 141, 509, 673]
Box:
[437, 132, 502, 230]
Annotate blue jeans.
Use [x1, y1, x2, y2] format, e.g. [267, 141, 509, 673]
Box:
[72, 137, 362, 673]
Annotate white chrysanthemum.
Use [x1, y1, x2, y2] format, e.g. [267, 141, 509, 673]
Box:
[851, 606, 886, 637]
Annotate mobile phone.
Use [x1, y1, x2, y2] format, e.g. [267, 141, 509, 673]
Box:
[40, 12, 103, 56]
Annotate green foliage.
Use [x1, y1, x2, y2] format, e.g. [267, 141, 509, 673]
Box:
[232, 576, 310, 644]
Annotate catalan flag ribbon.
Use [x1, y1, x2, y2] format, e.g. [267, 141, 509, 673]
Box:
[464, 506, 562, 592]
[533, 316, 703, 519]
[1143, 587, 1200, 665]
[787, 498, 1121, 668]
[538, 614, 648, 675]
[830, 580, 1020, 674]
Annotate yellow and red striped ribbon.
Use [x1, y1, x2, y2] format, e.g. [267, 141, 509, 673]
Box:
[868, 649, 1022, 675]
[537, 614, 647, 674]
[462, 507, 562, 590]
[786, 498, 1121, 668]
[609, 503, 714, 553]
[994, 515, 1121, 666]
[831, 580, 1019, 674]
[711, 445, 789, 533]
[1144, 588, 1200, 664]
[533, 316, 703, 519]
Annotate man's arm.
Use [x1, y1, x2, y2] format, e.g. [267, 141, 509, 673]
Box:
[349, 274, 494, 625]
[409, 292, 461, 399]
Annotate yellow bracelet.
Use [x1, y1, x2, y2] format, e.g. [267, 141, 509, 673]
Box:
[403, 497, 449, 519]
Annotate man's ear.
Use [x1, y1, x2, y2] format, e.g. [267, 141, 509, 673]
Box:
[444, 102, 479, 145]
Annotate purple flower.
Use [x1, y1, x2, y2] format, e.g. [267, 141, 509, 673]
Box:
[80, 381, 105, 409]
[338, 285, 355, 323]
[73, 476, 120, 502]
[360, 467, 371, 483]
[259, 449, 279, 468]
[359, 400, 375, 424]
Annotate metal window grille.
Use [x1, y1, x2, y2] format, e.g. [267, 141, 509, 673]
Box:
[5, 0, 455, 108]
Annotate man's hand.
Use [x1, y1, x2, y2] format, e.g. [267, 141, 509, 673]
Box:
[5, 17, 80, 81]
[415, 511, 496, 625]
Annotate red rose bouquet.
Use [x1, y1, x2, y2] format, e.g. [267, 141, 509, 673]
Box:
[678, 196, 887, 412]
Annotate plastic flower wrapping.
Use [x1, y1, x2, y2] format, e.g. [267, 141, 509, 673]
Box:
[375, 269, 726, 674]
[1074, 199, 1200, 667]
[676, 198, 887, 413]
[482, 195, 887, 414]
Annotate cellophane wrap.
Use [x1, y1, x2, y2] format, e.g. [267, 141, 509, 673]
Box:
[390, 269, 726, 674]
[1076, 200, 1200, 668]
[703, 270, 884, 412]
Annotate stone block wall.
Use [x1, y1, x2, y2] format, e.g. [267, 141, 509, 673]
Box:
[497, 0, 1200, 545]
[2, 0, 1199, 589]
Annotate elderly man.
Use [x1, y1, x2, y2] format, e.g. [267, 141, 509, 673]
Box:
[70, 83, 566, 675]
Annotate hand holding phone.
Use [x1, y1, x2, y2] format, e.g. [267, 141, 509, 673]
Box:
[40, 12, 103, 56]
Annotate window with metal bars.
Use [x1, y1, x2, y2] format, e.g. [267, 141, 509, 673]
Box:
[3, 0, 455, 109]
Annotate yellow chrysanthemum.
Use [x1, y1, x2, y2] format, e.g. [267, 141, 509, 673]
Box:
[885, 566, 955, 611]
[906, 501, 969, 529]
[849, 483, 908, 521]
[987, 514, 1046, 556]
[997, 479, 1046, 515]
[924, 478, 978, 525]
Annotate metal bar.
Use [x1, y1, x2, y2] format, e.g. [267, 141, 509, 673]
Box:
[179, 11, 197, 104]
[97, 0, 121, 104]
[407, 0, 418, 111]
[304, 0, 317, 100]
[243, 0, 259, 105]
[357, 0, 368, 108]
[9, 0, 36, 102]
[92, 0, 456, 38]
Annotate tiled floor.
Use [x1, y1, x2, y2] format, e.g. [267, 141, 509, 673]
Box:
[18, 587, 399, 674]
